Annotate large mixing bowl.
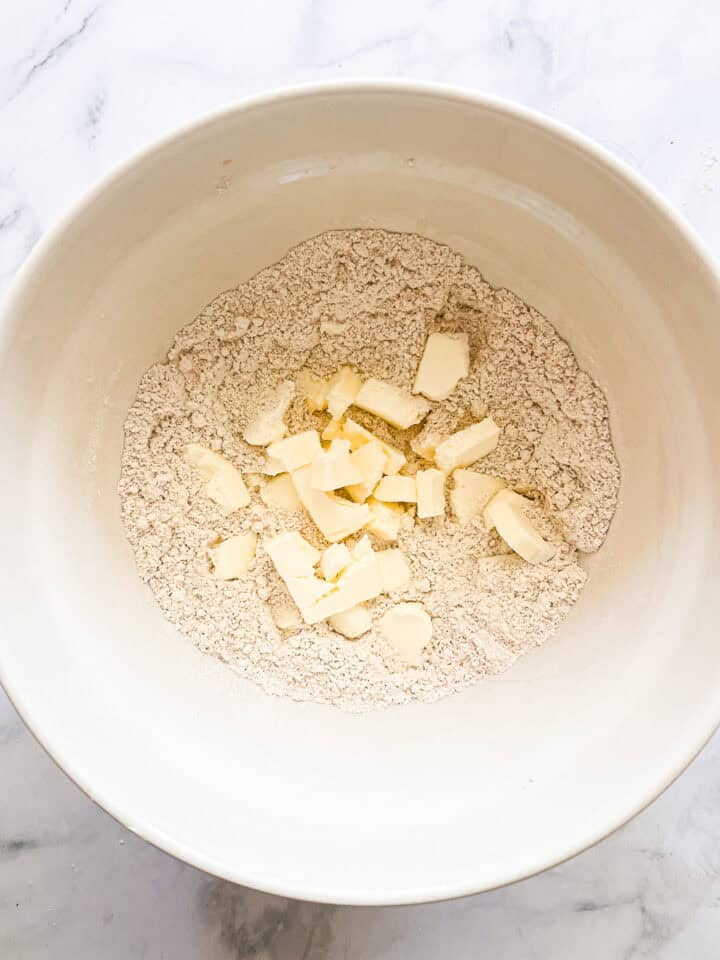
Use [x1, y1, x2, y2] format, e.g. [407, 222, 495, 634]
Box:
[1, 82, 718, 905]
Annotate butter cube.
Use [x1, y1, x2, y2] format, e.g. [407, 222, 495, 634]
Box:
[291, 465, 370, 542]
[354, 379, 431, 430]
[321, 417, 346, 442]
[260, 473, 302, 512]
[297, 370, 329, 412]
[265, 530, 321, 577]
[379, 602, 432, 667]
[413, 332, 469, 401]
[185, 444, 250, 513]
[263, 455, 285, 476]
[366, 498, 404, 542]
[342, 418, 406, 475]
[345, 441, 386, 503]
[208, 532, 257, 579]
[264, 532, 330, 618]
[310, 438, 363, 491]
[374, 475, 417, 504]
[434, 418, 500, 471]
[243, 381, 294, 445]
[483, 490, 555, 565]
[326, 366, 363, 419]
[271, 603, 302, 632]
[378, 549, 411, 593]
[320, 543, 352, 581]
[309, 548, 383, 622]
[450, 470, 505, 524]
[416, 468, 445, 519]
[329, 604, 372, 639]
[267, 430, 321, 472]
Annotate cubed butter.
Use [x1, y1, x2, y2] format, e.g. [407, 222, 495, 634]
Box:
[264, 532, 331, 619]
[345, 441, 386, 502]
[374, 474, 417, 503]
[379, 602, 432, 667]
[342, 418, 406, 474]
[263, 455, 285, 476]
[366, 498, 404, 542]
[413, 332, 469, 401]
[326, 366, 363, 419]
[243, 381, 294, 445]
[378, 549, 411, 593]
[185, 444, 250, 513]
[416, 468, 445, 519]
[329, 604, 372, 639]
[291, 465, 370, 542]
[434, 417, 501, 471]
[265, 530, 321, 578]
[320, 542, 352, 581]
[271, 603, 302, 632]
[260, 473, 302, 512]
[354, 378, 431, 430]
[297, 370, 329, 412]
[483, 489, 556, 565]
[309, 548, 383, 622]
[450, 470, 505, 524]
[310, 438, 363, 491]
[321, 417, 345, 442]
[208, 532, 257, 579]
[267, 430, 321, 472]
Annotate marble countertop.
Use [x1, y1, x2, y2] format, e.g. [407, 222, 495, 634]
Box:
[2, 2, 720, 957]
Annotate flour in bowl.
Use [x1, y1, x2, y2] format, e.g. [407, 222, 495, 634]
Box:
[119, 229, 620, 711]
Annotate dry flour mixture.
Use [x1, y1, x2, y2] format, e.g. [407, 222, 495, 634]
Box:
[119, 229, 620, 711]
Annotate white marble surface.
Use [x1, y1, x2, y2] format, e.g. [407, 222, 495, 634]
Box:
[2, 1, 720, 956]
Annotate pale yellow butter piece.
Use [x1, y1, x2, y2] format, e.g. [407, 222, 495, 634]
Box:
[185, 444, 250, 513]
[309, 548, 383, 622]
[354, 378, 431, 430]
[416, 468, 445, 519]
[321, 417, 345, 442]
[208, 532, 257, 579]
[271, 603, 302, 632]
[267, 430, 321, 472]
[329, 604, 372, 639]
[243, 381, 294, 445]
[483, 489, 556, 564]
[345, 441, 386, 503]
[341, 418, 406, 474]
[366, 498, 404, 542]
[413, 332, 469, 401]
[326, 366, 363, 419]
[450, 470, 505, 524]
[262, 455, 285, 476]
[378, 548, 411, 593]
[310, 438, 363, 491]
[264, 532, 330, 619]
[297, 370, 329, 412]
[320, 542, 352, 581]
[260, 473, 302, 512]
[434, 417, 501, 472]
[374, 474, 417, 504]
[379, 602, 432, 667]
[291, 465, 370, 543]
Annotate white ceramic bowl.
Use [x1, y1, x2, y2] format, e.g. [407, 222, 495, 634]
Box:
[1, 82, 719, 906]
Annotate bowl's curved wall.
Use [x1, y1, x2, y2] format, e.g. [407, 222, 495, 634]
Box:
[0, 84, 718, 904]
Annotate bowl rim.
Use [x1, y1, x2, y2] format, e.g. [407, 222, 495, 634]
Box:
[2, 78, 720, 906]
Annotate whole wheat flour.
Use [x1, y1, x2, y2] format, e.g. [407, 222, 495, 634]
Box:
[119, 229, 620, 711]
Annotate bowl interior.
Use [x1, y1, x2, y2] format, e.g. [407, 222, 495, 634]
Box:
[1, 86, 719, 904]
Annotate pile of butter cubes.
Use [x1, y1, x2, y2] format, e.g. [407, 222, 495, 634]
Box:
[184, 332, 555, 667]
